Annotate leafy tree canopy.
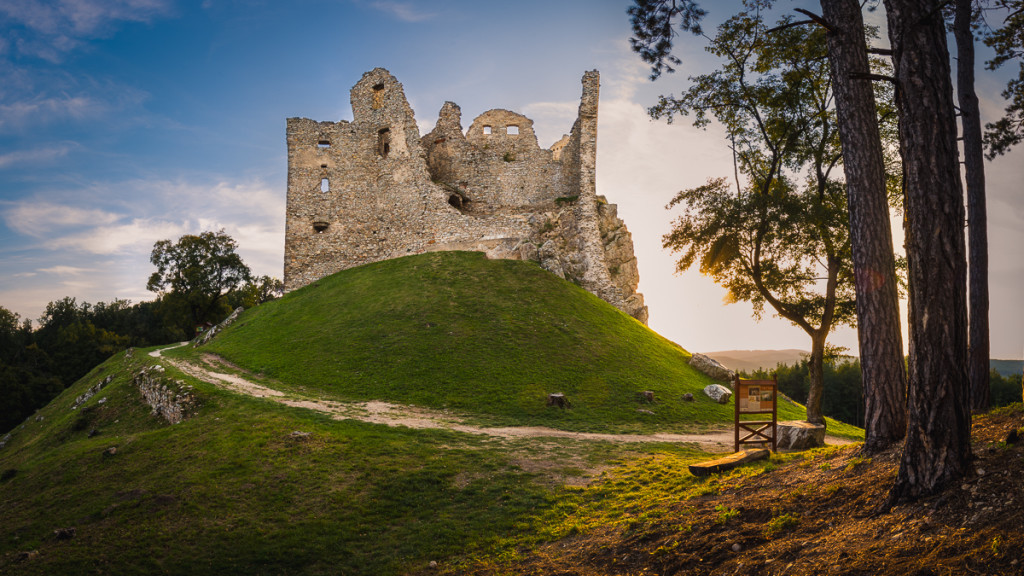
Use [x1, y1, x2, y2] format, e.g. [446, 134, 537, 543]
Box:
[147, 230, 253, 328]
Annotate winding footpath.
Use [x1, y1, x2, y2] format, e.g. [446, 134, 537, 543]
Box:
[150, 343, 853, 452]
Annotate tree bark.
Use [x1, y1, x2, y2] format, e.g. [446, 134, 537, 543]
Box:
[806, 331, 827, 425]
[819, 0, 907, 453]
[884, 0, 973, 503]
[954, 0, 991, 412]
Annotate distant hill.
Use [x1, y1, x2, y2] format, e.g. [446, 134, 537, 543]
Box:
[707, 349, 1024, 378]
[703, 349, 809, 373]
[992, 359, 1024, 377]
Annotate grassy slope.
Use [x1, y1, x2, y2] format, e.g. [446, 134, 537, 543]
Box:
[191, 251, 841, 434]
[0, 251, 864, 575]
[0, 351, 575, 575]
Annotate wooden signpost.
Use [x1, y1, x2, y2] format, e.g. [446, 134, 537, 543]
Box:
[734, 375, 778, 453]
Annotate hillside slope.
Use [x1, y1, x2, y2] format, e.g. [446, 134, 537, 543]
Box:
[188, 251, 817, 433]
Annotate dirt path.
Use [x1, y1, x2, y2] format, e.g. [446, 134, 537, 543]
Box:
[155, 344, 853, 451]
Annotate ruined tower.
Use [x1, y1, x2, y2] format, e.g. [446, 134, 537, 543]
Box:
[284, 68, 648, 324]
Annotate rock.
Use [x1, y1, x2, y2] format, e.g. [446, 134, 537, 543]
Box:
[777, 421, 826, 450]
[732, 543, 742, 552]
[88, 429, 100, 438]
[689, 353, 735, 382]
[429, 560, 438, 569]
[53, 527, 76, 541]
[289, 431, 312, 438]
[682, 393, 694, 402]
[103, 447, 118, 457]
[637, 409, 655, 415]
[639, 390, 655, 403]
[1006, 428, 1019, 444]
[704, 384, 732, 404]
[14, 550, 38, 563]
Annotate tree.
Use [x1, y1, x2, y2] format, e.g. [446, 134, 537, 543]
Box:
[631, 0, 908, 445]
[817, 0, 908, 452]
[657, 7, 857, 425]
[884, 0, 973, 502]
[953, 0, 991, 412]
[983, 0, 1024, 157]
[147, 230, 252, 331]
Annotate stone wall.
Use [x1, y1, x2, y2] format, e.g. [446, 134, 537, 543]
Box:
[284, 68, 647, 324]
[134, 365, 197, 425]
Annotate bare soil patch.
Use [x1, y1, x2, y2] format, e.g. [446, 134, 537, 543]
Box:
[448, 404, 1024, 576]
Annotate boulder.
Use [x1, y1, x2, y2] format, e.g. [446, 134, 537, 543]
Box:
[682, 393, 694, 402]
[703, 383, 733, 404]
[689, 353, 735, 382]
[777, 420, 826, 450]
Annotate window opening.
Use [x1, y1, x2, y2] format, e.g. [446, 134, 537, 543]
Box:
[507, 125, 519, 135]
[483, 125, 492, 135]
[313, 221, 329, 233]
[321, 178, 330, 193]
[377, 128, 391, 158]
[372, 83, 386, 109]
[317, 140, 331, 149]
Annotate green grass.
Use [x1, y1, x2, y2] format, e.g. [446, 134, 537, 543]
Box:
[0, 252, 865, 575]
[180, 251, 822, 434]
[0, 351, 565, 575]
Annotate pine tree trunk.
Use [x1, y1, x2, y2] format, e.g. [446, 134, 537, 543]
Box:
[806, 332, 827, 425]
[884, 0, 973, 502]
[954, 0, 991, 412]
[819, 0, 907, 453]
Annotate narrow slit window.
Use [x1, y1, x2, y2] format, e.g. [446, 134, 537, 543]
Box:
[372, 83, 386, 109]
[377, 128, 391, 158]
[507, 125, 519, 135]
[321, 178, 330, 193]
[317, 140, 331, 149]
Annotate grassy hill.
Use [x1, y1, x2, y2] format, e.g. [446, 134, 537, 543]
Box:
[0, 251, 864, 575]
[182, 251, 821, 433]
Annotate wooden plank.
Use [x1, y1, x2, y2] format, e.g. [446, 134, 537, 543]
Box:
[687, 449, 771, 477]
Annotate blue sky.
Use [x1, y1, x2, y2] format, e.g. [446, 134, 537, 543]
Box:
[1, 0, 1022, 359]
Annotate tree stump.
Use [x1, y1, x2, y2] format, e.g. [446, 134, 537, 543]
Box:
[547, 393, 569, 409]
[640, 390, 655, 403]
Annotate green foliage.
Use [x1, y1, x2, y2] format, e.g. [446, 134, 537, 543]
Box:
[193, 251, 814, 433]
[983, 3, 1024, 157]
[554, 195, 579, 206]
[502, 151, 515, 162]
[714, 504, 739, 524]
[990, 369, 1023, 407]
[764, 512, 799, 538]
[628, 0, 706, 79]
[747, 358, 866, 428]
[147, 229, 253, 329]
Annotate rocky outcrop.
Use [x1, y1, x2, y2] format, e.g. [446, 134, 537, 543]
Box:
[689, 353, 735, 382]
[71, 374, 114, 410]
[134, 365, 197, 424]
[194, 307, 243, 347]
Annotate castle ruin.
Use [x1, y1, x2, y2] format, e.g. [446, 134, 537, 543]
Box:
[284, 68, 648, 324]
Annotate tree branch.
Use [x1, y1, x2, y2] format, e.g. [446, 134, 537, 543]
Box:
[793, 8, 837, 33]
[850, 72, 896, 83]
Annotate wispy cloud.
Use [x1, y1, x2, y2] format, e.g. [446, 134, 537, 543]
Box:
[38, 265, 92, 275]
[0, 144, 73, 168]
[0, 0, 173, 59]
[2, 202, 122, 238]
[368, 1, 435, 23]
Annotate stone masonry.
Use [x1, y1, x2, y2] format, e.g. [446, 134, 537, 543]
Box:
[284, 68, 647, 323]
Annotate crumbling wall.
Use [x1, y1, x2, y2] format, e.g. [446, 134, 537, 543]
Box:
[284, 68, 648, 324]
